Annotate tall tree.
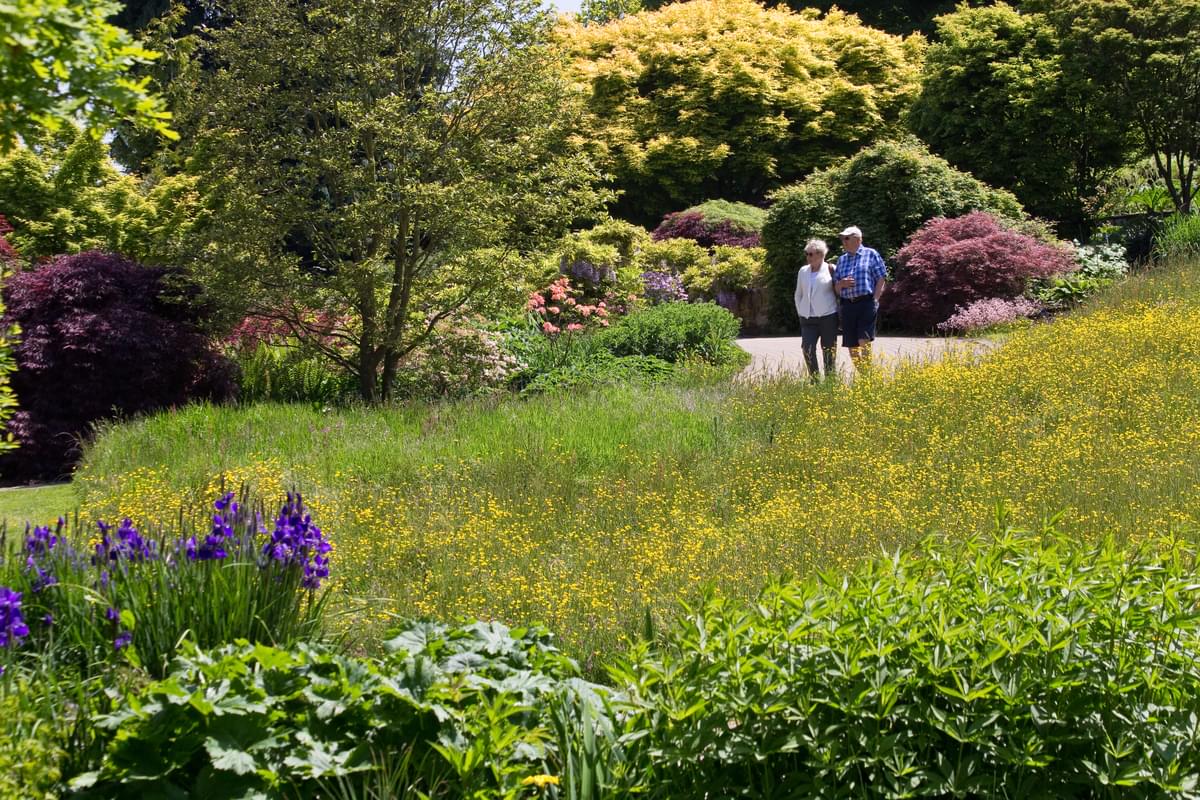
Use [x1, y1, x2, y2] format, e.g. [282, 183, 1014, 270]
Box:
[557, 0, 923, 225]
[909, 3, 1135, 233]
[177, 0, 604, 402]
[0, 0, 174, 149]
[1032, 0, 1200, 214]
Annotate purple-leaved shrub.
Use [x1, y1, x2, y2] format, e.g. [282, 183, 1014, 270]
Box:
[888, 212, 1073, 331]
[0, 251, 235, 480]
[652, 211, 762, 249]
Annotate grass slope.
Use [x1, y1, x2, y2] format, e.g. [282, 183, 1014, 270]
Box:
[75, 259, 1200, 662]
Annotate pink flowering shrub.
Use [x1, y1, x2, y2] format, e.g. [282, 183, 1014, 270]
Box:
[888, 212, 1074, 331]
[936, 297, 1043, 334]
[526, 276, 619, 336]
[0, 215, 17, 264]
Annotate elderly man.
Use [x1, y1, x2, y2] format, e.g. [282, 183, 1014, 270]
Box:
[832, 226, 887, 369]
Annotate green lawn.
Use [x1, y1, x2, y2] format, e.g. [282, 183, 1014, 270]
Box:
[0, 483, 79, 531]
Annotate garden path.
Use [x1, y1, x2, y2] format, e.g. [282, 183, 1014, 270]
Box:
[737, 335, 993, 381]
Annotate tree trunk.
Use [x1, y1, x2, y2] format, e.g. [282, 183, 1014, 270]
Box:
[380, 347, 400, 402]
[358, 346, 381, 403]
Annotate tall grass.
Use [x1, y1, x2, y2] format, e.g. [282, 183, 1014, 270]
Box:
[74, 258, 1200, 660]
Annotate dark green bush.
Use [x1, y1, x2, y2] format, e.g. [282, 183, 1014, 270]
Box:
[596, 302, 742, 365]
[521, 352, 676, 397]
[611, 525, 1200, 799]
[763, 138, 1025, 331]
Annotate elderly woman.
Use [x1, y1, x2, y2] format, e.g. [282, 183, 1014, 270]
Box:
[794, 238, 839, 381]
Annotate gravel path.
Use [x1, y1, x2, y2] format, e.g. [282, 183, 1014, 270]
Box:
[737, 335, 993, 381]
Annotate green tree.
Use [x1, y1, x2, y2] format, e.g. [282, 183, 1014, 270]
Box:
[176, 0, 605, 402]
[0, 128, 201, 263]
[1032, 0, 1200, 215]
[0, 0, 175, 149]
[908, 3, 1134, 233]
[557, 0, 923, 225]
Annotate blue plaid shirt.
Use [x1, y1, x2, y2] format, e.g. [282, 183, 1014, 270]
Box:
[834, 246, 887, 300]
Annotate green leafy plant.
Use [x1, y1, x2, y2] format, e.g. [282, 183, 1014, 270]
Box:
[81, 621, 612, 799]
[611, 521, 1200, 798]
[596, 302, 743, 366]
[1154, 213, 1200, 260]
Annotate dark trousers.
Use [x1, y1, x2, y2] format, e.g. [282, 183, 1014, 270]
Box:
[799, 312, 838, 380]
[840, 296, 878, 348]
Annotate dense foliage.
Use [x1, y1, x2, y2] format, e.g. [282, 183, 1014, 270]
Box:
[1155, 213, 1200, 261]
[80, 622, 603, 798]
[652, 200, 766, 248]
[46, 528, 1200, 797]
[887, 212, 1073, 330]
[762, 139, 1025, 331]
[1033, 0, 1200, 215]
[0, 0, 174, 149]
[0, 251, 232, 480]
[909, 3, 1134, 232]
[174, 0, 604, 402]
[596, 302, 743, 365]
[0, 129, 200, 264]
[0, 215, 16, 263]
[614, 530, 1200, 798]
[556, 0, 922, 224]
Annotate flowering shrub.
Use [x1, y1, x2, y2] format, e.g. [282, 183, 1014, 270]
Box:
[526, 276, 616, 336]
[888, 212, 1075, 330]
[652, 210, 762, 249]
[0, 251, 236, 480]
[1074, 241, 1129, 281]
[0, 215, 17, 264]
[937, 297, 1043, 334]
[0, 491, 330, 678]
[391, 319, 521, 401]
[641, 270, 688, 304]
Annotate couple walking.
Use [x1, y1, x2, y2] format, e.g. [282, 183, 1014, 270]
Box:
[793, 226, 887, 380]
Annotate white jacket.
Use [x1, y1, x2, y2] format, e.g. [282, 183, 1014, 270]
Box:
[795, 262, 839, 319]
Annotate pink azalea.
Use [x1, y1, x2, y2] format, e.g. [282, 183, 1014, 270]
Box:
[578, 306, 594, 317]
[548, 306, 561, 315]
[595, 307, 608, 318]
[542, 321, 560, 334]
[565, 297, 577, 306]
[567, 323, 584, 332]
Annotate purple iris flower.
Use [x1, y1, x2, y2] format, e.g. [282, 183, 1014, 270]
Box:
[185, 492, 238, 561]
[261, 493, 333, 590]
[93, 519, 156, 564]
[0, 586, 30, 648]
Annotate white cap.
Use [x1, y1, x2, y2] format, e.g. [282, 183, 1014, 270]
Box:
[839, 226, 862, 238]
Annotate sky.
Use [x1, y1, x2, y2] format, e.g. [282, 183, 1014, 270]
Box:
[551, 0, 584, 15]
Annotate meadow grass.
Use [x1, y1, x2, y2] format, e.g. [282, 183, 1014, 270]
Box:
[73, 258, 1200, 664]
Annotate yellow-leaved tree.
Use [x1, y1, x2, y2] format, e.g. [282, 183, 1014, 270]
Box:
[557, 0, 923, 224]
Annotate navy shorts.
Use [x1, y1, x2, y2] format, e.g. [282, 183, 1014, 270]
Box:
[840, 296, 877, 348]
